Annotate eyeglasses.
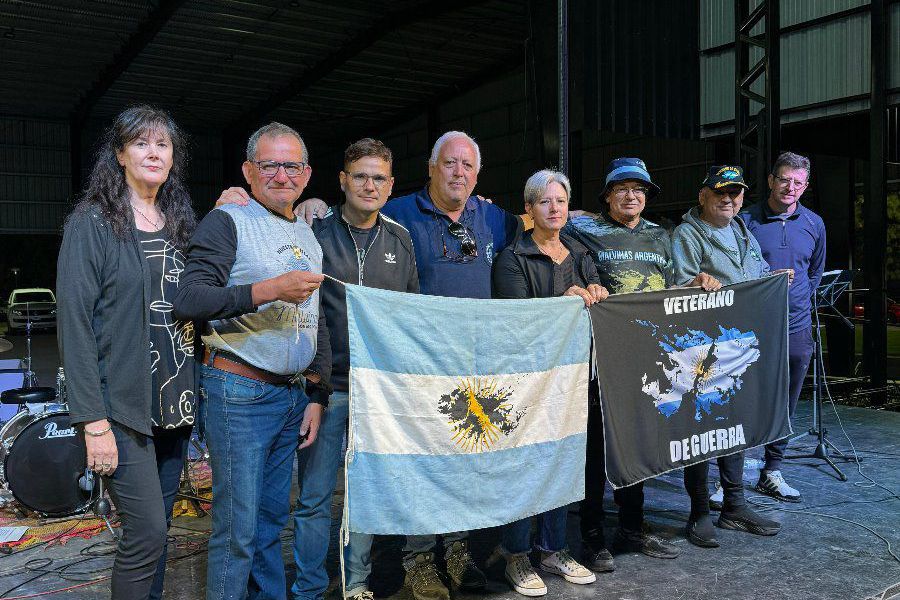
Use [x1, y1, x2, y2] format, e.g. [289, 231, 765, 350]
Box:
[346, 172, 390, 188]
[253, 160, 307, 177]
[439, 220, 478, 262]
[611, 186, 648, 198]
[774, 175, 808, 190]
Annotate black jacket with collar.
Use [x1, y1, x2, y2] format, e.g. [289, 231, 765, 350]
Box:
[57, 205, 191, 436]
[491, 230, 601, 299]
[312, 207, 420, 392]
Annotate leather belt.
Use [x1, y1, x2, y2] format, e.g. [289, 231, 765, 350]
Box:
[203, 348, 299, 386]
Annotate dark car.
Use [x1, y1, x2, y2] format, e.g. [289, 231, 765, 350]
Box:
[6, 288, 57, 332]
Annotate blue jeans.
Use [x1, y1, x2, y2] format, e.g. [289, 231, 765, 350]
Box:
[502, 506, 569, 555]
[291, 392, 373, 599]
[201, 365, 308, 600]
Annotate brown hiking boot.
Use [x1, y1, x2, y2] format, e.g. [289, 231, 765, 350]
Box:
[404, 552, 450, 600]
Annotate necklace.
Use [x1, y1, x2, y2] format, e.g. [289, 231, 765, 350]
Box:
[267, 209, 308, 343]
[535, 238, 568, 264]
[131, 202, 163, 230]
[271, 214, 304, 260]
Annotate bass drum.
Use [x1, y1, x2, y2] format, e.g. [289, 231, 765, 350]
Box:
[0, 408, 91, 517]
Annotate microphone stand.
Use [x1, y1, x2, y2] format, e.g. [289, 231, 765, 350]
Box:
[785, 270, 857, 481]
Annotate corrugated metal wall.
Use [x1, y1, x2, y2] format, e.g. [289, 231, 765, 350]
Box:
[699, 0, 898, 137]
[584, 0, 701, 140]
[0, 117, 70, 233]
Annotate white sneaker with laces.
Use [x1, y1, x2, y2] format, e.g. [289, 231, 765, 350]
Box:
[347, 591, 374, 600]
[539, 550, 596, 584]
[504, 552, 547, 597]
[709, 482, 724, 510]
[756, 470, 802, 502]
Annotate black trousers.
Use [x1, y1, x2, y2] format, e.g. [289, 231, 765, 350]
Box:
[105, 423, 191, 600]
[580, 386, 713, 543]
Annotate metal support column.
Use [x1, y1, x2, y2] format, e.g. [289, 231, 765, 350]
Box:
[864, 0, 888, 403]
[734, 0, 780, 198]
[557, 0, 569, 174]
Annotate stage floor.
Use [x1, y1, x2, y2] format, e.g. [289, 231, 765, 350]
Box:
[0, 400, 897, 600]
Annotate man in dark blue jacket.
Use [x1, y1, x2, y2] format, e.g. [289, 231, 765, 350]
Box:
[294, 131, 520, 600]
[740, 151, 826, 503]
[290, 138, 419, 600]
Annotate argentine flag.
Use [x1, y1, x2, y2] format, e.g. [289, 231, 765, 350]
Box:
[344, 285, 591, 535]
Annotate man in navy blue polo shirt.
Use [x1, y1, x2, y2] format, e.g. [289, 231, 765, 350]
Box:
[381, 131, 521, 299]
[740, 151, 826, 502]
[292, 131, 520, 600]
[380, 131, 520, 600]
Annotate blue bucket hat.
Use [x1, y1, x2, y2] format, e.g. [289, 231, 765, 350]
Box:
[602, 157, 660, 199]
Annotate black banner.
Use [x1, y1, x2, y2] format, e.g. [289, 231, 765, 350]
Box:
[589, 275, 791, 488]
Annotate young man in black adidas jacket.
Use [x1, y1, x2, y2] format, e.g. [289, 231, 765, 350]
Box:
[293, 138, 419, 600]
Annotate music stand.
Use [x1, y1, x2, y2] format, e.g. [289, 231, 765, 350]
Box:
[785, 269, 856, 481]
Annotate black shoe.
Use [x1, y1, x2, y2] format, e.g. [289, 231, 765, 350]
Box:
[445, 541, 486, 590]
[686, 514, 719, 548]
[717, 506, 781, 536]
[582, 543, 615, 573]
[613, 527, 680, 559]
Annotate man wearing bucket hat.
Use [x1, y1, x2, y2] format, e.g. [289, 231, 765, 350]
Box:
[564, 158, 721, 570]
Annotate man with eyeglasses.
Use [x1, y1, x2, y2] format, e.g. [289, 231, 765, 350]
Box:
[237, 130, 518, 600]
[290, 138, 419, 600]
[738, 151, 825, 503]
[175, 122, 331, 600]
[563, 158, 721, 568]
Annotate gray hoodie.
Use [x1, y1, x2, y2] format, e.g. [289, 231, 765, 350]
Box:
[672, 206, 769, 286]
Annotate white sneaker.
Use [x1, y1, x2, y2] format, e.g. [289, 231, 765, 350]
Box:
[709, 482, 724, 511]
[756, 470, 802, 502]
[539, 550, 596, 584]
[346, 591, 374, 600]
[504, 552, 547, 597]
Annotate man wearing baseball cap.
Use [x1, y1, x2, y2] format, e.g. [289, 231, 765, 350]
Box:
[671, 164, 785, 543]
[564, 158, 721, 570]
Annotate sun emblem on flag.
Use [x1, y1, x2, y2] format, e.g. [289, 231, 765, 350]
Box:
[437, 378, 525, 452]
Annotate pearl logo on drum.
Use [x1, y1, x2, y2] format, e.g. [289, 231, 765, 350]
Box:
[38, 421, 77, 440]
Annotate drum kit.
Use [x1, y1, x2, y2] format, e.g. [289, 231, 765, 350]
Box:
[0, 317, 106, 527]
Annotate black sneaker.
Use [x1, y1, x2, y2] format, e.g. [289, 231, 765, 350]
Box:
[613, 527, 680, 559]
[444, 540, 486, 590]
[686, 514, 719, 548]
[717, 506, 781, 536]
[582, 543, 615, 573]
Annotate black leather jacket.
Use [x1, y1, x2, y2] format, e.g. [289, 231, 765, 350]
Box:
[492, 231, 601, 299]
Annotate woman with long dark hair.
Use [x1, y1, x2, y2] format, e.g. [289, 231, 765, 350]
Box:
[57, 105, 197, 599]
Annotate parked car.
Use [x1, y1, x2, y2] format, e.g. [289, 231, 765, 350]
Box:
[6, 288, 57, 332]
[852, 297, 900, 324]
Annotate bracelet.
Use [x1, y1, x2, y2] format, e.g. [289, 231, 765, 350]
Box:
[84, 425, 112, 437]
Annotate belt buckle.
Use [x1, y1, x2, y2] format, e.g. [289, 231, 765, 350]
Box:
[289, 372, 306, 387]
